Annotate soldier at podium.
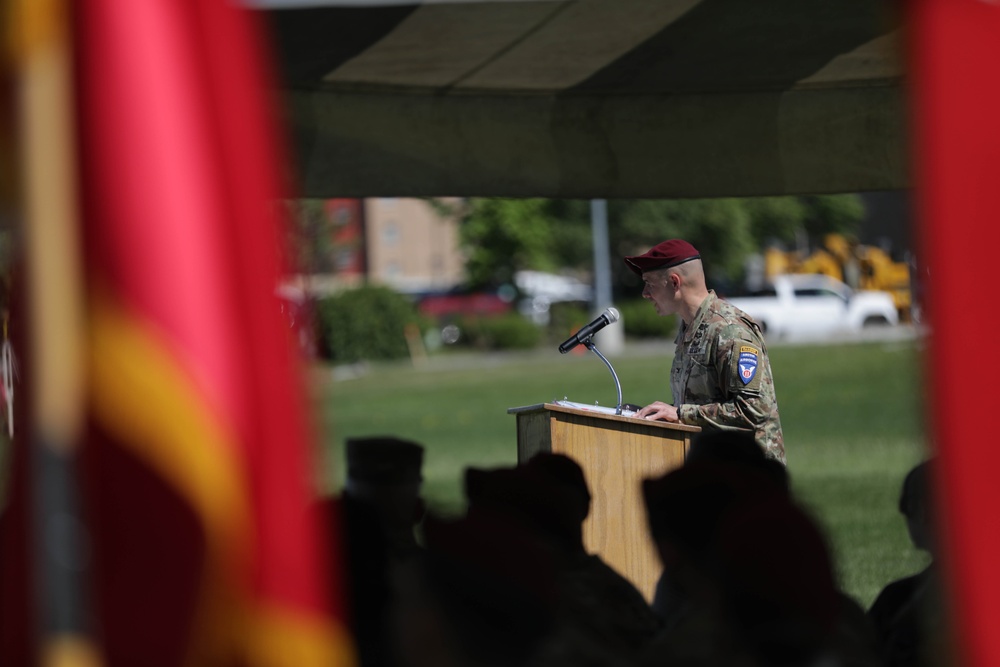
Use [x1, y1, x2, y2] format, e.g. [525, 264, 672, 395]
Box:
[624, 239, 786, 464]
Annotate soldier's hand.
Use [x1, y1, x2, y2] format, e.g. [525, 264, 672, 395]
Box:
[635, 401, 679, 422]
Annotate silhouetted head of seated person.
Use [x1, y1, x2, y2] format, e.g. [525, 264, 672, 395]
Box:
[389, 509, 557, 667]
[643, 456, 789, 625]
[524, 452, 592, 526]
[344, 436, 426, 557]
[641, 463, 839, 666]
[686, 429, 790, 495]
[899, 458, 935, 556]
[644, 456, 787, 574]
[866, 458, 943, 667]
[463, 454, 663, 661]
[645, 463, 751, 593]
[463, 454, 588, 557]
[712, 496, 841, 667]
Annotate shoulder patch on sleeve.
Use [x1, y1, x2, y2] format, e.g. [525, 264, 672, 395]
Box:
[736, 345, 760, 387]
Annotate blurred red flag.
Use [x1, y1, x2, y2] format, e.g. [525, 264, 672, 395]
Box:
[908, 1, 1000, 667]
[0, 0, 353, 665]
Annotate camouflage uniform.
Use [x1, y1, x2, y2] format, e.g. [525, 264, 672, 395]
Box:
[671, 291, 785, 464]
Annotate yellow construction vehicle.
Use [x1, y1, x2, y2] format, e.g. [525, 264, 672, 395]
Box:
[764, 234, 913, 322]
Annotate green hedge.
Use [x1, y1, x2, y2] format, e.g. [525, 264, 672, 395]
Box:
[454, 313, 542, 350]
[546, 302, 592, 346]
[616, 298, 678, 339]
[315, 286, 422, 362]
[543, 299, 678, 344]
[313, 289, 675, 360]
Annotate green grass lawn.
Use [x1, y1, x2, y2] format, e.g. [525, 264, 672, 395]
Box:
[309, 335, 931, 608]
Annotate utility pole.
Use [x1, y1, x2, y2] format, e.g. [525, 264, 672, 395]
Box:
[590, 199, 623, 354]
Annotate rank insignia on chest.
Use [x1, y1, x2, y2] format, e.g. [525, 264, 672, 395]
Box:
[737, 345, 759, 385]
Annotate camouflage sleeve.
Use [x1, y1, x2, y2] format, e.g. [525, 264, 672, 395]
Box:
[678, 326, 775, 434]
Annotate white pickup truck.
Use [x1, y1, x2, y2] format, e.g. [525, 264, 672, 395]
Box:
[723, 274, 898, 339]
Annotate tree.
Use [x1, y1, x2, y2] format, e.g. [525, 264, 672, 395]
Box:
[610, 198, 757, 291]
[458, 198, 560, 289]
[455, 194, 867, 297]
[545, 199, 594, 269]
[800, 194, 865, 240]
[741, 196, 809, 248]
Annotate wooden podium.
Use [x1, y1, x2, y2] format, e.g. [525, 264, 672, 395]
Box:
[507, 403, 701, 602]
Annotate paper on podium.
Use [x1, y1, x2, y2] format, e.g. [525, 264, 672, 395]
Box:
[553, 399, 638, 418]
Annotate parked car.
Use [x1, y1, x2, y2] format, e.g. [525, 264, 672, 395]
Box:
[515, 270, 592, 303]
[416, 290, 513, 319]
[415, 288, 515, 345]
[514, 270, 593, 325]
[723, 274, 898, 339]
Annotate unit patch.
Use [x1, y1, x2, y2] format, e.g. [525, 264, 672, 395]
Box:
[737, 345, 759, 385]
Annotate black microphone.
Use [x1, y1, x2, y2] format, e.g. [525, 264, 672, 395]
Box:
[559, 307, 620, 354]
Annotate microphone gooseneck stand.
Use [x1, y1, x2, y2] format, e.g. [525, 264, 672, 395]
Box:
[584, 338, 623, 415]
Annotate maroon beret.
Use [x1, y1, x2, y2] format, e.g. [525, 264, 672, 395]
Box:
[624, 239, 700, 275]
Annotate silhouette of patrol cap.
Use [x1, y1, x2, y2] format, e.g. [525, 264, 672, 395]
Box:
[624, 239, 701, 275]
[642, 459, 784, 556]
[463, 459, 588, 549]
[525, 452, 591, 522]
[346, 436, 424, 485]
